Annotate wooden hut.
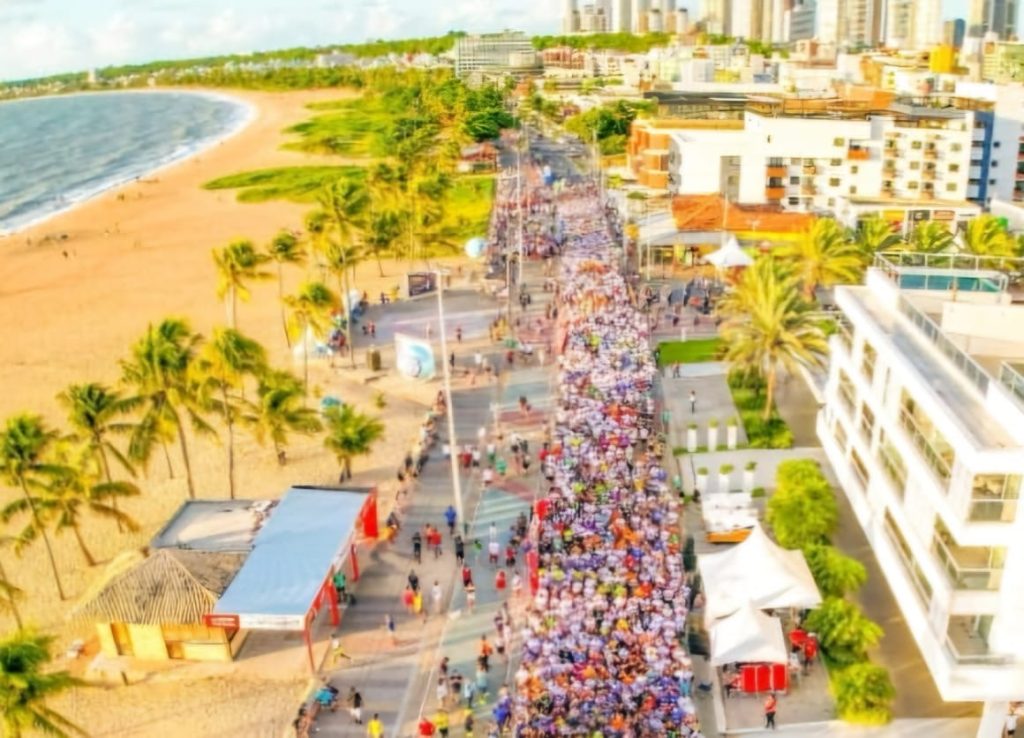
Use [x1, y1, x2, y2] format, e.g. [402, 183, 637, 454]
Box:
[72, 549, 246, 662]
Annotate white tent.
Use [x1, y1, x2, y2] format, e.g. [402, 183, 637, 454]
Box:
[291, 326, 330, 363]
[706, 235, 754, 268]
[699, 523, 821, 622]
[709, 603, 788, 666]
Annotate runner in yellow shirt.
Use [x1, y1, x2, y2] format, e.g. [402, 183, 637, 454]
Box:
[367, 712, 384, 738]
[433, 708, 450, 738]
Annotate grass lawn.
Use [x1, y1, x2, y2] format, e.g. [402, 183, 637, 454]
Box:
[728, 372, 794, 449]
[283, 98, 389, 157]
[203, 165, 365, 203]
[656, 338, 721, 367]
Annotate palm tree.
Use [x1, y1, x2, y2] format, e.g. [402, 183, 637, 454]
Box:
[319, 178, 369, 369]
[962, 214, 1014, 256]
[266, 230, 305, 348]
[212, 238, 271, 329]
[303, 210, 330, 278]
[364, 210, 403, 277]
[906, 221, 955, 254]
[4, 445, 140, 568]
[121, 319, 212, 499]
[0, 630, 85, 738]
[779, 218, 865, 300]
[57, 382, 136, 532]
[854, 215, 902, 254]
[284, 282, 337, 395]
[717, 258, 829, 419]
[0, 534, 26, 629]
[323, 404, 385, 482]
[244, 370, 322, 465]
[193, 329, 267, 499]
[0, 415, 67, 600]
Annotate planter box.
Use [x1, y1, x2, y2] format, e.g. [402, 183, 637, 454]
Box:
[696, 473, 708, 492]
[727, 425, 738, 450]
[718, 472, 731, 493]
[687, 427, 698, 453]
[743, 469, 755, 494]
[708, 426, 719, 451]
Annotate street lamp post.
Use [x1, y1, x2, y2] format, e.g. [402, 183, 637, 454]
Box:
[434, 271, 464, 524]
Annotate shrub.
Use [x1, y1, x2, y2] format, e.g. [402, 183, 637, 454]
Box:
[683, 535, 697, 572]
[765, 459, 838, 549]
[832, 662, 895, 725]
[697, 467, 709, 476]
[805, 544, 867, 598]
[805, 597, 883, 667]
[672, 446, 687, 456]
[720, 464, 734, 474]
[687, 422, 698, 430]
[745, 461, 757, 472]
[751, 487, 767, 498]
[727, 416, 738, 427]
[728, 371, 793, 449]
[708, 418, 719, 428]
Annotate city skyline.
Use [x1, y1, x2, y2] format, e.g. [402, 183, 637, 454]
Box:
[0, 0, 1007, 83]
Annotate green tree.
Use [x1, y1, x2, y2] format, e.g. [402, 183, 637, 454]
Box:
[765, 459, 838, 548]
[57, 383, 137, 533]
[319, 178, 369, 369]
[0, 630, 85, 738]
[717, 259, 828, 419]
[805, 597, 883, 666]
[193, 329, 268, 499]
[3, 445, 140, 568]
[303, 209, 330, 278]
[832, 662, 896, 725]
[284, 282, 337, 395]
[323, 404, 385, 481]
[804, 543, 867, 598]
[120, 319, 212, 499]
[779, 218, 865, 300]
[962, 214, 1014, 256]
[212, 238, 271, 329]
[266, 230, 305, 348]
[906, 221, 955, 254]
[0, 416, 67, 600]
[854, 215, 902, 254]
[0, 534, 26, 629]
[364, 210, 403, 277]
[244, 370, 323, 465]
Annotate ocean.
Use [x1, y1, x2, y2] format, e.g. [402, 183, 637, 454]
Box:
[0, 91, 252, 235]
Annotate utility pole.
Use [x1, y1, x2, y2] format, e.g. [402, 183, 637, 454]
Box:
[435, 271, 464, 524]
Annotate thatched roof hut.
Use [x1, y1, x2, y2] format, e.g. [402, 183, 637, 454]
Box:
[72, 549, 245, 626]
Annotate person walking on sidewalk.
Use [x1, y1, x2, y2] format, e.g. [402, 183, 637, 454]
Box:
[454, 535, 465, 566]
[383, 613, 396, 645]
[689, 389, 697, 413]
[764, 692, 777, 730]
[329, 634, 351, 667]
[412, 530, 423, 564]
[444, 505, 457, 536]
[367, 713, 383, 738]
[431, 580, 443, 616]
[434, 708, 450, 738]
[479, 635, 493, 672]
[347, 687, 363, 725]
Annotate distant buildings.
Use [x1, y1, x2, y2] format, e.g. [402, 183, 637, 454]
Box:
[819, 255, 1024, 738]
[968, 0, 1017, 38]
[981, 39, 1024, 82]
[453, 32, 540, 78]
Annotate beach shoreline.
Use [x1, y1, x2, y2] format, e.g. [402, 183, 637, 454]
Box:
[0, 89, 258, 237]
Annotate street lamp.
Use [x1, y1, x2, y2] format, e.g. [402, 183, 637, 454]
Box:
[434, 270, 464, 524]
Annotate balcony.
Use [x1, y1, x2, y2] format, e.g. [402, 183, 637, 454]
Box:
[765, 187, 785, 199]
[931, 526, 1004, 591]
[924, 148, 938, 160]
[801, 184, 817, 196]
[766, 165, 787, 177]
[898, 407, 952, 487]
[848, 147, 870, 160]
[803, 165, 817, 175]
[944, 618, 1014, 666]
[923, 169, 936, 181]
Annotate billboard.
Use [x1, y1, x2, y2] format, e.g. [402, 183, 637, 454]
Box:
[395, 333, 436, 380]
[406, 272, 438, 297]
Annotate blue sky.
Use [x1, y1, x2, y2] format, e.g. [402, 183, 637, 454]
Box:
[2, 0, 975, 81]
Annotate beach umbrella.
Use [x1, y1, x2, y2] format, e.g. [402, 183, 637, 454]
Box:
[465, 236, 487, 259]
[320, 396, 343, 415]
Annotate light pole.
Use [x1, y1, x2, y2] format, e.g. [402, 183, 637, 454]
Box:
[434, 271, 464, 524]
[516, 137, 525, 286]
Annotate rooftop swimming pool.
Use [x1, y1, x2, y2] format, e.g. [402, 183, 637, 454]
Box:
[897, 272, 1005, 293]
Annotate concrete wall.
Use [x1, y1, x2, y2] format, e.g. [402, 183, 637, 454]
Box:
[941, 302, 1024, 350]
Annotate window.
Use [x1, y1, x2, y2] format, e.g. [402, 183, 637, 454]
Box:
[829, 177, 841, 187]
[947, 183, 957, 192]
[727, 176, 738, 185]
[932, 519, 1005, 591]
[992, 160, 999, 167]
[768, 157, 785, 167]
[837, 370, 856, 417]
[911, 140, 923, 149]
[900, 391, 954, 486]
[834, 420, 848, 451]
[833, 137, 845, 146]
[861, 342, 877, 384]
[851, 165, 859, 174]
[851, 450, 870, 488]
[830, 158, 842, 166]
[990, 178, 996, 185]
[850, 186, 857, 194]
[994, 141, 1001, 148]
[951, 142, 962, 152]
[788, 196, 800, 205]
[969, 474, 1020, 522]
[790, 176, 800, 185]
[884, 511, 933, 606]
[949, 163, 960, 172]
[827, 197, 835, 207]
[878, 431, 907, 496]
[908, 181, 919, 189]
[910, 161, 920, 170]
[859, 403, 875, 444]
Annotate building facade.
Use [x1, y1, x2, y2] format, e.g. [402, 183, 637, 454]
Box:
[453, 33, 539, 78]
[818, 260, 1024, 738]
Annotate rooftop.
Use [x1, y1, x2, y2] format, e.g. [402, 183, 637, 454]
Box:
[671, 194, 813, 233]
[150, 499, 275, 553]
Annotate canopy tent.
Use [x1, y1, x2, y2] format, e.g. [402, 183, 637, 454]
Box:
[705, 235, 754, 268]
[699, 523, 821, 622]
[209, 486, 377, 670]
[291, 326, 331, 363]
[709, 603, 788, 666]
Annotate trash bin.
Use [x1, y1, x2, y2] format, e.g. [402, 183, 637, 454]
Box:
[367, 349, 381, 371]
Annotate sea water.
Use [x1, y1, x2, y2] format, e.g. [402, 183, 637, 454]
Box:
[0, 91, 252, 235]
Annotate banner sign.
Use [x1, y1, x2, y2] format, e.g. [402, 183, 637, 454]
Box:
[407, 272, 438, 297]
[395, 333, 436, 380]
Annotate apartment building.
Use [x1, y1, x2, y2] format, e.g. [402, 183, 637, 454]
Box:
[452, 33, 539, 78]
[989, 85, 1024, 202]
[982, 40, 1024, 83]
[663, 107, 974, 217]
[817, 256, 1024, 737]
[629, 118, 745, 188]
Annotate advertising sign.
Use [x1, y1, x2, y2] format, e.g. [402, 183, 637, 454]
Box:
[395, 333, 436, 380]
[406, 272, 438, 297]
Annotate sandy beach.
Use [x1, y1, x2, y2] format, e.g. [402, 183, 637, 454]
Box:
[0, 87, 473, 736]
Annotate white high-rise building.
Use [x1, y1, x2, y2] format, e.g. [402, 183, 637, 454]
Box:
[700, 0, 727, 33]
[632, 0, 651, 31]
[563, 0, 578, 32]
[613, 0, 633, 30]
[969, 0, 1016, 38]
[818, 257, 1024, 738]
[912, 0, 943, 47]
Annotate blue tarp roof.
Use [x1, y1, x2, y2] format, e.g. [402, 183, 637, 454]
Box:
[213, 487, 368, 626]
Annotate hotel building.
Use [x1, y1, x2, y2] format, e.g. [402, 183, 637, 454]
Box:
[818, 255, 1024, 737]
